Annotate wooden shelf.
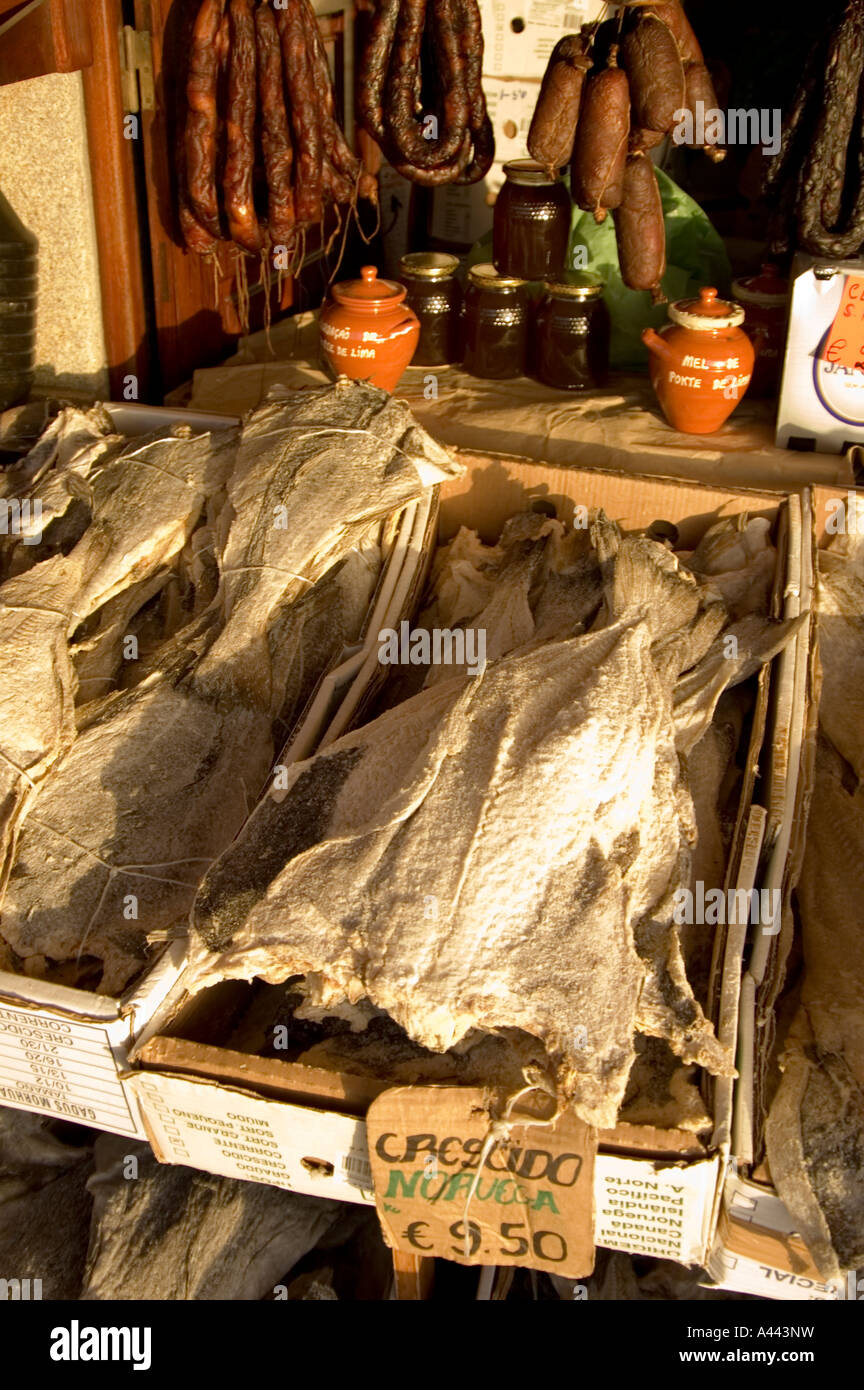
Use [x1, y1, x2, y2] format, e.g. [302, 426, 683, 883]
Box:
[0, 0, 91, 86]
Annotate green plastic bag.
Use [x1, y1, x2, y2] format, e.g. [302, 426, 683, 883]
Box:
[568, 167, 731, 370]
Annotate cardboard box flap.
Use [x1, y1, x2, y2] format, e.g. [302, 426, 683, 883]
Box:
[443, 450, 790, 548]
[135, 1034, 385, 1116]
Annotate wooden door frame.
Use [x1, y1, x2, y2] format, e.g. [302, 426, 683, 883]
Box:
[81, 0, 152, 400]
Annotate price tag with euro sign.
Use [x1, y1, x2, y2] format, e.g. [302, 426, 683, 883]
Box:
[822, 274, 864, 371]
[367, 1085, 596, 1278]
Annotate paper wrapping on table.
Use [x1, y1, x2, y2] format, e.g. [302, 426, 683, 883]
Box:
[173, 317, 855, 496]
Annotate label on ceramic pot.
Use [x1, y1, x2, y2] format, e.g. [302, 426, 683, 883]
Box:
[320, 320, 378, 363]
[666, 358, 751, 394]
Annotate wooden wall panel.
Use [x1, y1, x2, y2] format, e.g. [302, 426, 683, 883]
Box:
[81, 0, 152, 399]
[133, 0, 236, 395]
[0, 0, 92, 86]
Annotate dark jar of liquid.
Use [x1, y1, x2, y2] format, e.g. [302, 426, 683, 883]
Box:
[536, 273, 610, 390]
[399, 251, 463, 366]
[493, 159, 571, 281]
[462, 263, 529, 380]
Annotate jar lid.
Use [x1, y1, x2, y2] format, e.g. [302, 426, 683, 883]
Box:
[668, 286, 744, 329]
[732, 262, 788, 308]
[543, 270, 604, 300]
[332, 265, 406, 307]
[399, 252, 460, 280]
[502, 158, 557, 186]
[468, 262, 527, 290]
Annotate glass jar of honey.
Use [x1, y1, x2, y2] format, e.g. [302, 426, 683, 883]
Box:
[461, 263, 529, 380]
[493, 159, 571, 282]
[399, 252, 462, 366]
[535, 273, 610, 391]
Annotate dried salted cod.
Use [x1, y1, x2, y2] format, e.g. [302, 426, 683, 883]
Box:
[196, 379, 461, 713]
[0, 1108, 94, 1300]
[81, 1136, 345, 1301]
[1, 428, 125, 581]
[2, 390, 454, 988]
[268, 528, 382, 741]
[619, 1035, 712, 1133]
[672, 613, 805, 756]
[71, 570, 174, 703]
[0, 425, 238, 904]
[765, 498, 864, 1277]
[0, 609, 267, 992]
[421, 519, 551, 686]
[407, 513, 603, 703]
[70, 424, 239, 620]
[0, 404, 114, 499]
[190, 536, 754, 1127]
[425, 525, 502, 625]
[685, 514, 777, 619]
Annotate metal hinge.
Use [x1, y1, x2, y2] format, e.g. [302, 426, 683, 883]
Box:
[118, 24, 154, 114]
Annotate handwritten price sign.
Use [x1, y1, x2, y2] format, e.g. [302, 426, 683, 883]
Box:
[822, 274, 864, 371]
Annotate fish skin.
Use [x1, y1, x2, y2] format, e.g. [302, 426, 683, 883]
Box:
[71, 570, 174, 703]
[80, 1136, 346, 1300]
[673, 612, 807, 755]
[189, 527, 803, 1123]
[684, 514, 777, 620]
[2, 383, 456, 989]
[0, 404, 115, 500]
[189, 550, 735, 1126]
[765, 506, 864, 1277]
[195, 381, 461, 712]
[1, 540, 382, 994]
[0, 426, 239, 908]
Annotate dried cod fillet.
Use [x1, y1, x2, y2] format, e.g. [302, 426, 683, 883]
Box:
[2, 385, 456, 989]
[190, 535, 766, 1127]
[0, 1108, 94, 1300]
[0, 539, 383, 993]
[765, 501, 864, 1277]
[81, 1136, 346, 1300]
[0, 404, 115, 499]
[685, 514, 776, 618]
[0, 426, 239, 905]
[196, 380, 461, 713]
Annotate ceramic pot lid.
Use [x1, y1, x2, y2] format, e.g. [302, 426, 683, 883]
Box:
[332, 265, 406, 307]
[668, 286, 745, 330]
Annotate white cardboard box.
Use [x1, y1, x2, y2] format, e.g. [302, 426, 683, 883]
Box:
[705, 1174, 850, 1301]
[128, 1063, 723, 1265]
[0, 942, 187, 1138]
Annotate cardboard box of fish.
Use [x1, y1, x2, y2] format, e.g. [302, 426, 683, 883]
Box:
[0, 381, 829, 1278]
[0, 383, 447, 1137]
[706, 489, 864, 1301]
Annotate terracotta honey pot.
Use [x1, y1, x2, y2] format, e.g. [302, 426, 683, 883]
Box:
[642, 286, 755, 435]
[319, 265, 420, 392]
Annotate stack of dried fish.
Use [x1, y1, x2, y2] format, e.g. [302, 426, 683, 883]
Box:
[188, 504, 799, 1129]
[766, 494, 864, 1279]
[0, 381, 460, 993]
